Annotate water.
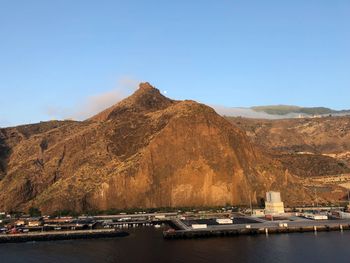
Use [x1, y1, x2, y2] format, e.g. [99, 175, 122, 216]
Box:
[1, 227, 349, 263]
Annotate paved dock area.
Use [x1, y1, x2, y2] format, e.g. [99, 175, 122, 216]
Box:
[164, 218, 350, 239]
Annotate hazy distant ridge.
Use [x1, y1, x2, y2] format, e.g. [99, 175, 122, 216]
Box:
[213, 105, 350, 119]
[251, 105, 350, 116]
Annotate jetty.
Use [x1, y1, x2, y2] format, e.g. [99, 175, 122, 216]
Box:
[0, 229, 129, 244]
[163, 218, 350, 239]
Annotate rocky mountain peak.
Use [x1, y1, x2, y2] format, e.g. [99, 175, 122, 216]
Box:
[123, 82, 170, 106]
[138, 82, 156, 91]
[90, 82, 175, 121]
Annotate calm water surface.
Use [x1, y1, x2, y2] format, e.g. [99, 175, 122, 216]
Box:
[0, 227, 349, 263]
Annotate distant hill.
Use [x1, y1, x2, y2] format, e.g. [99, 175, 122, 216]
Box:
[251, 105, 350, 116]
[213, 105, 350, 119]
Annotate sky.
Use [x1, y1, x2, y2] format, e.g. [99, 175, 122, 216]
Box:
[0, 0, 349, 127]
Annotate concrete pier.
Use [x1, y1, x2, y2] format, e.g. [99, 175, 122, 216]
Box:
[0, 229, 129, 244]
[164, 219, 350, 239]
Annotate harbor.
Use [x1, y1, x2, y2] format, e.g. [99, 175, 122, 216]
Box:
[164, 191, 350, 239]
[2, 210, 350, 243]
[2, 192, 350, 243]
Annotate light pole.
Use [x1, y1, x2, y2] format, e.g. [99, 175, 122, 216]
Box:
[249, 192, 253, 216]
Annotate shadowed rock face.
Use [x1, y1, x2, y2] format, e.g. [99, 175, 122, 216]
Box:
[0, 130, 10, 179]
[227, 117, 350, 177]
[226, 117, 350, 155]
[0, 83, 322, 214]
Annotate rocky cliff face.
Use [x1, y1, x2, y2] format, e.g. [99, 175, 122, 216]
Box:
[227, 117, 350, 177]
[227, 117, 350, 155]
[0, 83, 334, 214]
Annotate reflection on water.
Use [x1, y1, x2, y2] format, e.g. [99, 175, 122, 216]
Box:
[1, 227, 349, 263]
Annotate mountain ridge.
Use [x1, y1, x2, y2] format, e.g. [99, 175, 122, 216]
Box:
[0, 83, 345, 214]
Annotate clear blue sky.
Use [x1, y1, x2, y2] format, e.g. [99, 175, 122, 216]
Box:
[0, 0, 349, 126]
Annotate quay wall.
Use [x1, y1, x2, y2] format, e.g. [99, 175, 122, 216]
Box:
[163, 224, 350, 239]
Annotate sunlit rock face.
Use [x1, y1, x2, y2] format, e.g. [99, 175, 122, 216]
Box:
[0, 83, 318, 214]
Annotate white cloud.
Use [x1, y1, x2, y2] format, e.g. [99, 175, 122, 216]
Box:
[0, 119, 11, 128]
[45, 77, 139, 121]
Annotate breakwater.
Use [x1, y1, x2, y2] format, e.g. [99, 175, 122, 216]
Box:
[164, 222, 350, 239]
[0, 229, 129, 244]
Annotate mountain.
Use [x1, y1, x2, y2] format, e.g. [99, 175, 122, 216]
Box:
[0, 83, 345, 214]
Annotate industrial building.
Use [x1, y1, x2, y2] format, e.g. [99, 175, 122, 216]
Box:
[265, 191, 285, 215]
